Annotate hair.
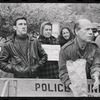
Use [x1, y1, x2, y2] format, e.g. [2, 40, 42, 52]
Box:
[13, 17, 27, 26]
[74, 19, 92, 34]
[45, 22, 52, 27]
[40, 22, 52, 36]
[74, 21, 81, 35]
[43, 22, 52, 31]
[58, 27, 75, 47]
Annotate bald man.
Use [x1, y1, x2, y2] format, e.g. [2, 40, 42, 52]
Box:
[59, 19, 100, 91]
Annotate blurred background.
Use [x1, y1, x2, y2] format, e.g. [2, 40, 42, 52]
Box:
[0, 3, 100, 78]
[0, 3, 100, 42]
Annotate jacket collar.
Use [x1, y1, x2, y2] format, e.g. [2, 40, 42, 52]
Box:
[7, 33, 35, 43]
[74, 37, 86, 58]
[75, 36, 87, 50]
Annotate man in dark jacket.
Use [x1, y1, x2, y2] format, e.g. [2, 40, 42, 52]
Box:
[0, 17, 47, 78]
[59, 19, 100, 91]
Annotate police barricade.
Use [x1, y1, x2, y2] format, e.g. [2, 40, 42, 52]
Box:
[0, 79, 100, 97]
[0, 79, 9, 97]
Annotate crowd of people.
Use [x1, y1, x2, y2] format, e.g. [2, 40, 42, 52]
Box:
[0, 17, 100, 91]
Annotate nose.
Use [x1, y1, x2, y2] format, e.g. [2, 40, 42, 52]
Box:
[22, 24, 27, 29]
[47, 30, 51, 33]
[89, 29, 93, 35]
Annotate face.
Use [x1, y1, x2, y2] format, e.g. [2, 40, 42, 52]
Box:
[62, 28, 70, 40]
[43, 25, 52, 38]
[97, 26, 100, 35]
[76, 20, 93, 42]
[13, 19, 27, 37]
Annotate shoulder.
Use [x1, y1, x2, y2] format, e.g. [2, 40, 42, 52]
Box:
[95, 35, 100, 45]
[4, 37, 12, 45]
[30, 36, 39, 44]
[51, 35, 56, 39]
[89, 41, 98, 47]
[38, 35, 45, 39]
[62, 39, 74, 50]
[50, 36, 57, 40]
[38, 35, 46, 41]
[88, 41, 100, 50]
[95, 35, 100, 42]
[4, 34, 15, 44]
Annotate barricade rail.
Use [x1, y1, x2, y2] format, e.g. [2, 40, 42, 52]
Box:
[0, 78, 99, 97]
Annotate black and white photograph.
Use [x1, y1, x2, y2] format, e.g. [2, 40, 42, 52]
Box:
[0, 3, 100, 97]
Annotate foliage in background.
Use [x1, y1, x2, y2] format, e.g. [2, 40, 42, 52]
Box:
[0, 3, 100, 38]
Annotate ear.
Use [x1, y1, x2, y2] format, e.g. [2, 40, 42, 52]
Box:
[13, 26, 16, 30]
[75, 28, 79, 35]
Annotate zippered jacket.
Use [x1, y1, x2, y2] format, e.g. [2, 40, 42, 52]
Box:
[0, 33, 47, 78]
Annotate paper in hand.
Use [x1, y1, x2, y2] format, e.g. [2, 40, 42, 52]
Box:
[67, 59, 88, 97]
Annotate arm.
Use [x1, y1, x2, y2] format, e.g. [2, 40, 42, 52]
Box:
[90, 48, 100, 90]
[37, 40, 48, 67]
[59, 48, 71, 87]
[31, 39, 47, 73]
[90, 48, 100, 78]
[95, 36, 100, 48]
[0, 45, 13, 73]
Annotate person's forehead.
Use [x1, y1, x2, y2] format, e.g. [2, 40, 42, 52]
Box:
[62, 28, 69, 32]
[44, 25, 52, 28]
[79, 20, 92, 28]
[16, 19, 27, 24]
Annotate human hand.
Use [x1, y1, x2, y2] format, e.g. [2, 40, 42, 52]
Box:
[31, 64, 39, 73]
[93, 76, 99, 91]
[13, 65, 29, 74]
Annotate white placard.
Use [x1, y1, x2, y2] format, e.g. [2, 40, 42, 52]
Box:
[42, 45, 60, 61]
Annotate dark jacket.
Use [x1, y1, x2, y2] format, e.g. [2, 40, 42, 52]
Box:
[0, 33, 47, 78]
[38, 35, 58, 45]
[95, 35, 100, 48]
[59, 37, 100, 87]
[38, 35, 59, 79]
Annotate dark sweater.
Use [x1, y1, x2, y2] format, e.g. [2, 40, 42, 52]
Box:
[15, 35, 28, 56]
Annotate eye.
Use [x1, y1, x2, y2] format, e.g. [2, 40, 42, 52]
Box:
[62, 32, 66, 35]
[19, 23, 23, 25]
[49, 29, 52, 31]
[24, 23, 27, 25]
[45, 29, 48, 31]
[86, 28, 90, 31]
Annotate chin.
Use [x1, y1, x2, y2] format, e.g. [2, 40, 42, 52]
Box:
[86, 40, 92, 42]
[22, 32, 27, 34]
[45, 36, 51, 38]
[22, 33, 27, 36]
